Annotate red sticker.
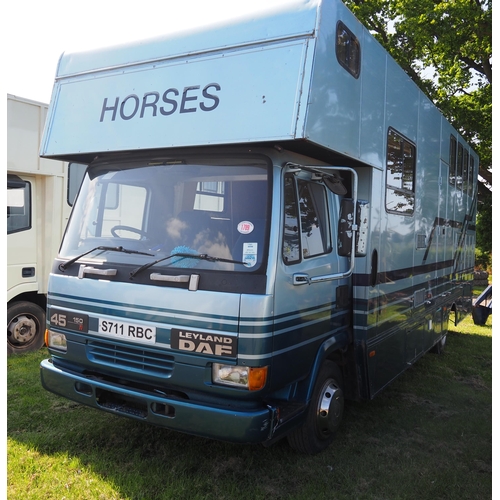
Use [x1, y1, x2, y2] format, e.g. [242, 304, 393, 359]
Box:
[237, 221, 254, 234]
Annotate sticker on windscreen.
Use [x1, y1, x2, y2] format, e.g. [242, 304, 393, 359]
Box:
[242, 242, 258, 268]
[237, 221, 254, 234]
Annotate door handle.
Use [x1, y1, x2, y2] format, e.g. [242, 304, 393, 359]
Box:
[293, 273, 309, 285]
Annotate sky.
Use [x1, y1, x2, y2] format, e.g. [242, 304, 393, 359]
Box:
[4, 0, 298, 105]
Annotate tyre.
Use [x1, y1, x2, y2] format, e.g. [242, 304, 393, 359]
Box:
[287, 360, 344, 454]
[7, 301, 46, 354]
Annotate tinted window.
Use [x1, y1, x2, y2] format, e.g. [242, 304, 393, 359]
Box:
[283, 174, 301, 264]
[282, 174, 331, 264]
[336, 21, 361, 78]
[298, 180, 330, 258]
[468, 156, 475, 197]
[462, 150, 469, 194]
[449, 135, 457, 186]
[386, 128, 415, 215]
[456, 143, 464, 191]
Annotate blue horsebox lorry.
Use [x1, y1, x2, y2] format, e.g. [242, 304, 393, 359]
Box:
[39, 0, 478, 454]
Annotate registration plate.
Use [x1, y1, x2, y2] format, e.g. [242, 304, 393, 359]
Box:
[98, 319, 156, 344]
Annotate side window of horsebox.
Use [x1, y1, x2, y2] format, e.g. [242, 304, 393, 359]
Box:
[468, 155, 475, 197]
[385, 128, 416, 215]
[336, 21, 361, 78]
[449, 135, 457, 186]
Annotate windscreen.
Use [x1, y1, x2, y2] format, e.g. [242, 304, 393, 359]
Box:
[60, 157, 270, 273]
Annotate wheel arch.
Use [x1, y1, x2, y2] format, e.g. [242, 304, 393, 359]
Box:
[295, 330, 350, 404]
[8, 291, 47, 312]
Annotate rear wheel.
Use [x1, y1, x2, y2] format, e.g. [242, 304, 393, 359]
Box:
[431, 335, 446, 354]
[7, 301, 45, 354]
[287, 360, 344, 454]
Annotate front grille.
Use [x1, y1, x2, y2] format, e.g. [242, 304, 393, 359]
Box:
[87, 340, 175, 377]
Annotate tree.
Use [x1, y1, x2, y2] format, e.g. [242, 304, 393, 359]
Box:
[344, 0, 492, 256]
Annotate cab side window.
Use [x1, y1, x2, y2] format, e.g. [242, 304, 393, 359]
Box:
[282, 174, 331, 264]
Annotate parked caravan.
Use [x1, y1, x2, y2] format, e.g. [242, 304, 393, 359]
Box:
[39, 0, 477, 453]
[7, 94, 85, 354]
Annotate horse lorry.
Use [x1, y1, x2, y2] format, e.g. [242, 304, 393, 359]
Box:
[7, 94, 85, 354]
[39, 0, 477, 453]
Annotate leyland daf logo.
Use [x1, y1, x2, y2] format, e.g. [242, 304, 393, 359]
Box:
[99, 83, 221, 122]
[171, 328, 236, 357]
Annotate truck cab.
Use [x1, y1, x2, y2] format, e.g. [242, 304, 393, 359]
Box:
[43, 145, 358, 452]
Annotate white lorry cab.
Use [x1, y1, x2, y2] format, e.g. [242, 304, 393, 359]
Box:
[39, 0, 478, 454]
[7, 94, 85, 354]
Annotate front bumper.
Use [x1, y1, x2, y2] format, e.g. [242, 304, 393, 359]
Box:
[40, 358, 275, 444]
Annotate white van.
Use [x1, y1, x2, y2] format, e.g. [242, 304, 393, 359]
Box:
[7, 94, 85, 353]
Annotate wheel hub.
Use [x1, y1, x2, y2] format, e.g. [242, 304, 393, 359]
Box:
[316, 380, 344, 437]
[8, 315, 37, 344]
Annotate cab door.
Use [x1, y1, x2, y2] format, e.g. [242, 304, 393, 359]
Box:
[272, 172, 349, 389]
[7, 174, 38, 298]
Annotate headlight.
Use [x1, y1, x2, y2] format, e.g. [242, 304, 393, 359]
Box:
[45, 329, 67, 352]
[212, 363, 268, 391]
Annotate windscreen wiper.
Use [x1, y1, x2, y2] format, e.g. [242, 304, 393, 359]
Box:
[59, 246, 155, 272]
[130, 252, 248, 279]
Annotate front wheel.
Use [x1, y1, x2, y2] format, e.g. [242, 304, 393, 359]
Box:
[287, 360, 344, 454]
[7, 301, 46, 354]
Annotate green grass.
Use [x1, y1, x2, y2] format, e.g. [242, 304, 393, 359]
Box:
[7, 313, 492, 500]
